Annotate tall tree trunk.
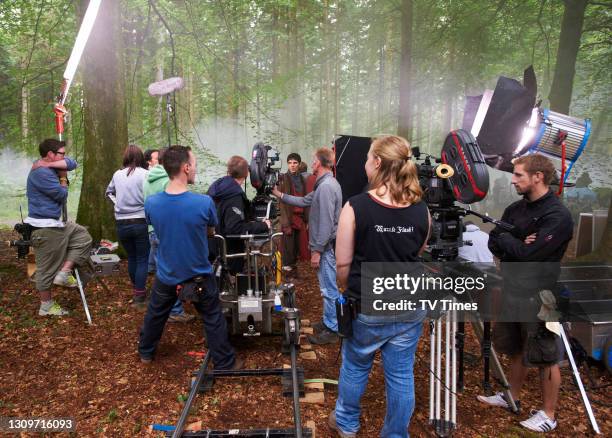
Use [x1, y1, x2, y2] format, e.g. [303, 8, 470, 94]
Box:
[398, 0, 413, 139]
[77, 0, 128, 241]
[548, 0, 588, 114]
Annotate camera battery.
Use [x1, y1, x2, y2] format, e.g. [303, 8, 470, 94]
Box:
[238, 296, 263, 322]
[89, 254, 121, 276]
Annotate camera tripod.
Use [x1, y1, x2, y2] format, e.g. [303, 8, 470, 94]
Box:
[427, 260, 602, 435]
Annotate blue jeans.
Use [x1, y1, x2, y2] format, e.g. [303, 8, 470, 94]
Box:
[148, 230, 158, 273]
[116, 222, 150, 291]
[138, 275, 235, 368]
[318, 247, 340, 332]
[148, 230, 184, 315]
[335, 314, 424, 437]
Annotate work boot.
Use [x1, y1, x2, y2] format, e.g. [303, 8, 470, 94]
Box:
[168, 312, 195, 323]
[231, 356, 245, 370]
[328, 411, 356, 438]
[308, 327, 339, 345]
[312, 320, 326, 333]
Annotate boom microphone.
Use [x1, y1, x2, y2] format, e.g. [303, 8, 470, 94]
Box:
[148, 77, 185, 96]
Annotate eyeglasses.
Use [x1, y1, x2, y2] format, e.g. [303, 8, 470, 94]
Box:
[55, 150, 66, 156]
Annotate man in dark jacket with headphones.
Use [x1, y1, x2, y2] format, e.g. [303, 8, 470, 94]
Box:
[208, 156, 270, 273]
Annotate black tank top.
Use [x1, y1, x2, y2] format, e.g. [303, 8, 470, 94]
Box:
[347, 193, 429, 301]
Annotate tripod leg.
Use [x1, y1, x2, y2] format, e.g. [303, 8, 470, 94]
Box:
[457, 320, 464, 391]
[483, 320, 491, 394]
[74, 268, 92, 325]
[429, 320, 435, 424]
[470, 316, 518, 412]
[559, 324, 601, 434]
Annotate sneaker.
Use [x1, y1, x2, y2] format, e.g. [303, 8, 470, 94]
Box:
[477, 392, 510, 408]
[520, 410, 557, 432]
[476, 391, 521, 412]
[328, 411, 356, 438]
[168, 312, 195, 323]
[39, 301, 69, 316]
[131, 294, 147, 310]
[308, 327, 339, 345]
[140, 356, 152, 364]
[53, 271, 78, 288]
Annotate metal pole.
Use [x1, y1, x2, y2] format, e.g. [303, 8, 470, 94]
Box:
[429, 320, 435, 423]
[74, 268, 92, 325]
[290, 343, 303, 438]
[451, 308, 457, 426]
[166, 94, 172, 148]
[172, 352, 212, 438]
[559, 324, 601, 434]
[444, 310, 450, 425]
[436, 317, 442, 421]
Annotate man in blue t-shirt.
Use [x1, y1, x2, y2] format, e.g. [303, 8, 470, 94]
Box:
[138, 145, 239, 369]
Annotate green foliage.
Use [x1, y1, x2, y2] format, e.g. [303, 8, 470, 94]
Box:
[0, 0, 609, 175]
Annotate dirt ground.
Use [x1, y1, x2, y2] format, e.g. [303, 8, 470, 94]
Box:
[0, 229, 610, 437]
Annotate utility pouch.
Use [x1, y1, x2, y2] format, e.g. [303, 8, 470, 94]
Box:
[526, 325, 559, 366]
[336, 295, 359, 338]
[177, 275, 207, 302]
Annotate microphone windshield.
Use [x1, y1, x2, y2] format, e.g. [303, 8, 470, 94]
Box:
[148, 77, 184, 96]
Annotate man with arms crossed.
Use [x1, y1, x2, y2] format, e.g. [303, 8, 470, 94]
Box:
[478, 154, 573, 433]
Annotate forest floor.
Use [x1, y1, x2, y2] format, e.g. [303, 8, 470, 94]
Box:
[0, 228, 610, 437]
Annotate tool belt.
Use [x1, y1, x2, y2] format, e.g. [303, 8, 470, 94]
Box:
[176, 275, 207, 302]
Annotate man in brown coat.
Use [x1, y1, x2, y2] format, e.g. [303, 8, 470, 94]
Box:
[278, 153, 310, 274]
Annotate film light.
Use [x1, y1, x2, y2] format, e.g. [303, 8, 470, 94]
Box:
[517, 107, 591, 184]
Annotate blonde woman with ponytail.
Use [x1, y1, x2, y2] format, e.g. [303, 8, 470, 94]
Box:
[329, 135, 431, 438]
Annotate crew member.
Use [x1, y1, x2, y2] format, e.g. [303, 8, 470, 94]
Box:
[330, 135, 430, 437]
[25, 139, 92, 316]
[207, 156, 270, 274]
[138, 145, 240, 369]
[478, 154, 573, 433]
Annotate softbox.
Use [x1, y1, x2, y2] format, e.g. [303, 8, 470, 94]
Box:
[467, 66, 537, 157]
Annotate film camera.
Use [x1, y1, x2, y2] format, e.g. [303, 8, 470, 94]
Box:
[249, 142, 281, 220]
[334, 130, 516, 262]
[412, 129, 491, 260]
[7, 222, 35, 259]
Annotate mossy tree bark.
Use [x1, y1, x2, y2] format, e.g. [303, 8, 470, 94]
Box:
[76, 0, 128, 242]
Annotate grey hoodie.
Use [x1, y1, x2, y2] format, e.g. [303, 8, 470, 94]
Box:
[281, 171, 342, 252]
[106, 167, 148, 219]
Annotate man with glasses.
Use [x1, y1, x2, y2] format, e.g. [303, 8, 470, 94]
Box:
[25, 139, 92, 316]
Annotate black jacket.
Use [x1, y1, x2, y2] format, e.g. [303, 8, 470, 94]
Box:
[207, 176, 268, 272]
[488, 189, 573, 296]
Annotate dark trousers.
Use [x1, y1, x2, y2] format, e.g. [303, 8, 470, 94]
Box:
[138, 276, 235, 369]
[116, 222, 150, 291]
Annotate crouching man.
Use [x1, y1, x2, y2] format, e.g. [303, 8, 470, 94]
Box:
[138, 145, 240, 369]
[25, 139, 92, 316]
